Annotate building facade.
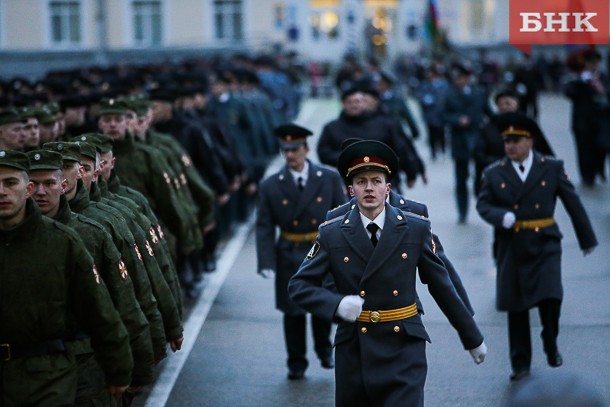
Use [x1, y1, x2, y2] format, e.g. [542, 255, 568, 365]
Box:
[0, 0, 509, 77]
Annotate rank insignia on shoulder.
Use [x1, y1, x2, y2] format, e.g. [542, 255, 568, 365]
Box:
[118, 260, 129, 280]
[431, 235, 437, 254]
[134, 243, 143, 262]
[306, 241, 320, 260]
[149, 227, 159, 244]
[92, 264, 101, 284]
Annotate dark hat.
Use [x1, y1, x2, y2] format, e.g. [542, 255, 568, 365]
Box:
[493, 87, 520, 103]
[43, 141, 81, 162]
[452, 63, 473, 77]
[18, 106, 39, 120]
[274, 123, 312, 149]
[148, 88, 177, 103]
[340, 87, 362, 101]
[26, 150, 63, 171]
[99, 98, 128, 115]
[73, 133, 113, 153]
[0, 150, 30, 172]
[337, 140, 399, 180]
[496, 112, 537, 141]
[35, 106, 57, 124]
[72, 141, 97, 161]
[359, 85, 380, 100]
[0, 108, 24, 126]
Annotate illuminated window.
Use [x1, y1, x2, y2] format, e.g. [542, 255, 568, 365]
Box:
[49, 0, 81, 45]
[214, 0, 243, 41]
[309, 0, 340, 41]
[132, 1, 163, 46]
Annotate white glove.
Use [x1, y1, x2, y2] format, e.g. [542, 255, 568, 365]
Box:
[469, 341, 487, 365]
[258, 269, 275, 279]
[336, 295, 365, 322]
[502, 212, 516, 229]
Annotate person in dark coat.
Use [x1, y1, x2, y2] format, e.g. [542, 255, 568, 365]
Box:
[289, 140, 486, 407]
[256, 124, 347, 380]
[475, 90, 555, 195]
[441, 65, 489, 223]
[476, 114, 598, 381]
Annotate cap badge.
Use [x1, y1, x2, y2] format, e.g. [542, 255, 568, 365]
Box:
[34, 153, 41, 160]
[364, 156, 370, 163]
[0, 151, 5, 157]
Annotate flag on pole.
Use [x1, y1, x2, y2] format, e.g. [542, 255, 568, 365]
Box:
[423, 0, 442, 48]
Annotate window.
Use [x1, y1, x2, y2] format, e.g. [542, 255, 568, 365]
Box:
[309, 0, 340, 41]
[132, 0, 163, 46]
[49, 0, 81, 46]
[213, 0, 243, 41]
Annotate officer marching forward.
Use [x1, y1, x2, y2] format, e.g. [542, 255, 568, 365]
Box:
[255, 124, 347, 380]
[476, 112, 598, 381]
[289, 140, 486, 407]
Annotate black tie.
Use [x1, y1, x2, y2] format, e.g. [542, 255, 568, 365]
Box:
[297, 176, 305, 191]
[367, 223, 379, 247]
[519, 164, 525, 173]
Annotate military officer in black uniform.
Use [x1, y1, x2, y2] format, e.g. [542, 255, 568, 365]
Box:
[255, 124, 347, 380]
[289, 140, 486, 407]
[477, 113, 598, 381]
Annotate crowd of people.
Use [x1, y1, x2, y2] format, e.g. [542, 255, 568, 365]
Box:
[0, 53, 305, 406]
[0, 46, 607, 406]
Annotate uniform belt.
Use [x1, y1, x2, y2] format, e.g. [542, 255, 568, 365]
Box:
[357, 303, 418, 323]
[0, 339, 65, 362]
[513, 217, 555, 230]
[280, 230, 319, 243]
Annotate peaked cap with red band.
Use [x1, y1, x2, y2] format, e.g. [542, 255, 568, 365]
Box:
[337, 139, 399, 181]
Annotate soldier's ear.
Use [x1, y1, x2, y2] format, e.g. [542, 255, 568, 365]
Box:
[25, 180, 34, 198]
[348, 185, 354, 197]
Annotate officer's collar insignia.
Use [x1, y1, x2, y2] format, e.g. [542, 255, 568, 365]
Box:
[306, 241, 320, 260]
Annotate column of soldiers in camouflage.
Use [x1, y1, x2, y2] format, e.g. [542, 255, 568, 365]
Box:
[0, 56, 299, 405]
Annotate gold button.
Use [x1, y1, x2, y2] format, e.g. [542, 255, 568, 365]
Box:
[282, 199, 288, 205]
[293, 220, 299, 226]
[359, 290, 366, 297]
[344, 257, 349, 263]
[394, 326, 400, 333]
[501, 182, 506, 189]
[534, 227, 540, 232]
[316, 196, 323, 203]
[344, 219, 350, 224]
[351, 204, 356, 209]
[317, 171, 322, 177]
[370, 311, 380, 323]
[393, 290, 398, 296]
[401, 253, 408, 259]
[397, 215, 403, 220]
[514, 204, 519, 210]
[399, 199, 405, 204]
[535, 203, 540, 209]
[361, 327, 367, 333]
[541, 180, 546, 187]
[311, 219, 318, 225]
[541, 156, 546, 162]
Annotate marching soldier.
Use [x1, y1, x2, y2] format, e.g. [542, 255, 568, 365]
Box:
[289, 140, 486, 407]
[477, 112, 598, 381]
[256, 124, 347, 380]
[0, 149, 133, 406]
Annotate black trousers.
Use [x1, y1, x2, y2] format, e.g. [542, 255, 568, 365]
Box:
[283, 314, 332, 372]
[427, 124, 446, 159]
[454, 159, 471, 221]
[507, 299, 561, 372]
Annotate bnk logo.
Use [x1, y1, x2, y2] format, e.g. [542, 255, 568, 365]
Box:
[510, 0, 609, 54]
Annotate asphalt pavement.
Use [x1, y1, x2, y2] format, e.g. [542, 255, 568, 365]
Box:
[137, 93, 610, 407]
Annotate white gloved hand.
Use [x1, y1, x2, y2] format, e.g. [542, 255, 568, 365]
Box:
[336, 295, 365, 322]
[502, 212, 516, 229]
[258, 269, 275, 279]
[469, 341, 487, 364]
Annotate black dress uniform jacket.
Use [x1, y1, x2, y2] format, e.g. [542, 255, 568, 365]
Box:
[477, 153, 597, 312]
[327, 190, 474, 316]
[256, 160, 346, 315]
[288, 204, 483, 407]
